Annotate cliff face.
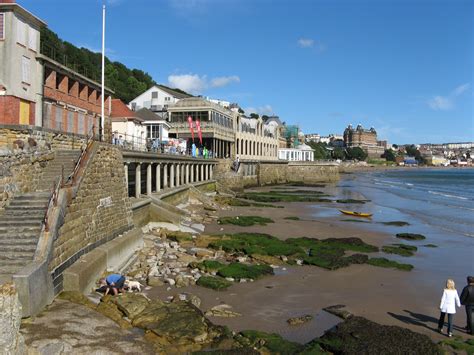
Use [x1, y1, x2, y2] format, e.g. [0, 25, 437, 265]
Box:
[0, 283, 26, 355]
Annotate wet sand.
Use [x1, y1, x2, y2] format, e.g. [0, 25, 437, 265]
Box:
[146, 184, 473, 343]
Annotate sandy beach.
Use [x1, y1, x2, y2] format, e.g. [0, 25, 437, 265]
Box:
[147, 181, 473, 344]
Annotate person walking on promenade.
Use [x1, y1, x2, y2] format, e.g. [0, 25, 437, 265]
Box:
[460, 276, 474, 335]
[438, 279, 461, 337]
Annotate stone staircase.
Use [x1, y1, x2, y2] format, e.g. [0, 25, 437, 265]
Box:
[0, 150, 81, 282]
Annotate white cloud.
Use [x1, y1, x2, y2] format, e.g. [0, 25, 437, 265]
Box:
[168, 74, 207, 94]
[244, 105, 274, 115]
[427, 96, 453, 111]
[452, 83, 470, 96]
[427, 82, 470, 111]
[297, 38, 314, 48]
[210, 76, 240, 88]
[167, 73, 240, 94]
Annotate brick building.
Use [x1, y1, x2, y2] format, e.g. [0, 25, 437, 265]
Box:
[343, 124, 384, 158]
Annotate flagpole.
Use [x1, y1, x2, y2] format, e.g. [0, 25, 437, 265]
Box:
[101, 4, 106, 141]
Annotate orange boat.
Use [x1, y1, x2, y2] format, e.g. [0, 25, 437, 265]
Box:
[339, 209, 373, 218]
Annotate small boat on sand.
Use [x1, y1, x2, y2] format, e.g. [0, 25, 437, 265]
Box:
[339, 210, 373, 218]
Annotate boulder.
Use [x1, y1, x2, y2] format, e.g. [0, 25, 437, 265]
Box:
[287, 314, 313, 325]
[323, 304, 353, 319]
[205, 304, 241, 318]
[318, 316, 439, 354]
[111, 293, 150, 319]
[147, 276, 164, 287]
[175, 274, 191, 288]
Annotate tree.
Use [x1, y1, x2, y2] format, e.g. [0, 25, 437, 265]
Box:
[405, 144, 418, 157]
[307, 142, 329, 160]
[346, 147, 368, 161]
[262, 115, 269, 121]
[238, 108, 245, 114]
[249, 113, 260, 119]
[382, 149, 396, 161]
[332, 147, 346, 160]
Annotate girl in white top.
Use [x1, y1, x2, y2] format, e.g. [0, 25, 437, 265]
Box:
[437, 279, 461, 337]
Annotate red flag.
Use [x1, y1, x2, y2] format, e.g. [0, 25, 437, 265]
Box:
[187, 116, 194, 141]
[195, 120, 202, 144]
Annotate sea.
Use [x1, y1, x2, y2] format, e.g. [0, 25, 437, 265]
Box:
[311, 167, 474, 287]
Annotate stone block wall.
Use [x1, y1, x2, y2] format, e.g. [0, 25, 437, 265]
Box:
[50, 144, 133, 272]
[0, 126, 86, 152]
[0, 283, 26, 354]
[286, 163, 339, 184]
[258, 161, 289, 186]
[0, 150, 53, 209]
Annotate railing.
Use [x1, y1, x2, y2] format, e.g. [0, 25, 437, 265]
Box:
[40, 42, 99, 82]
[112, 133, 217, 158]
[65, 126, 95, 186]
[42, 168, 63, 233]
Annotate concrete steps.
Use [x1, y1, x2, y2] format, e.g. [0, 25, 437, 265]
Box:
[0, 150, 81, 278]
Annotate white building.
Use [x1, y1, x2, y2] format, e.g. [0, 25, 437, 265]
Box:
[235, 115, 280, 160]
[135, 108, 170, 143]
[129, 85, 191, 118]
[278, 143, 314, 161]
[111, 99, 146, 150]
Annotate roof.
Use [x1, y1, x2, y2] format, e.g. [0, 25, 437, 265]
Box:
[156, 85, 191, 99]
[135, 108, 159, 121]
[169, 97, 233, 116]
[0, 2, 47, 27]
[111, 99, 143, 122]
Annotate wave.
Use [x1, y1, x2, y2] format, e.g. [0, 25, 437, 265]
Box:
[428, 190, 469, 200]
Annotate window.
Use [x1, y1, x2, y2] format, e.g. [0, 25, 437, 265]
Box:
[28, 28, 37, 50]
[165, 96, 170, 101]
[21, 56, 30, 83]
[16, 19, 26, 45]
[0, 13, 5, 40]
[151, 91, 158, 99]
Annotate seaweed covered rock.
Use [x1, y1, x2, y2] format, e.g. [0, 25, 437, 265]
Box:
[196, 276, 233, 291]
[132, 300, 228, 352]
[218, 216, 274, 226]
[109, 293, 150, 319]
[217, 263, 273, 280]
[367, 257, 414, 271]
[236, 329, 304, 354]
[318, 316, 440, 354]
[382, 244, 417, 257]
[396, 233, 426, 240]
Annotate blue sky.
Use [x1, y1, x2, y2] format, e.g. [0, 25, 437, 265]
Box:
[21, 0, 473, 144]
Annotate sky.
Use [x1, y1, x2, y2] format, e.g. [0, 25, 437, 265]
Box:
[20, 0, 473, 144]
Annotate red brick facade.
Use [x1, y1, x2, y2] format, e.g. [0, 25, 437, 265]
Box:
[0, 95, 35, 125]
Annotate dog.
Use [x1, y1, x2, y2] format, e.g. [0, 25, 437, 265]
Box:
[124, 280, 142, 292]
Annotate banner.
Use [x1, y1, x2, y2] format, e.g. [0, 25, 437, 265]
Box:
[187, 116, 194, 141]
[196, 120, 202, 145]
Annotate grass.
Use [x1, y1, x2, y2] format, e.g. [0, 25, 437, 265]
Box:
[217, 263, 273, 280]
[238, 330, 304, 354]
[284, 216, 301, 220]
[196, 276, 232, 291]
[218, 216, 274, 226]
[382, 244, 417, 257]
[238, 191, 333, 203]
[380, 221, 410, 226]
[396, 233, 426, 240]
[367, 257, 414, 271]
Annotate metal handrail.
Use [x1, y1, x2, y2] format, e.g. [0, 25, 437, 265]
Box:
[66, 125, 95, 185]
[42, 168, 63, 233]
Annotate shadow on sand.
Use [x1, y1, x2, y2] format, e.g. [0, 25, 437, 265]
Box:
[387, 309, 465, 334]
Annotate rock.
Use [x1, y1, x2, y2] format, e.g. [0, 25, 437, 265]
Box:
[190, 247, 215, 258]
[225, 277, 235, 282]
[147, 276, 164, 287]
[111, 293, 150, 319]
[287, 314, 313, 325]
[57, 291, 97, 309]
[0, 283, 27, 355]
[318, 316, 439, 354]
[148, 265, 160, 277]
[237, 256, 248, 263]
[165, 278, 176, 286]
[132, 300, 226, 351]
[323, 304, 353, 319]
[252, 254, 285, 266]
[281, 255, 288, 262]
[205, 304, 241, 318]
[296, 259, 303, 266]
[188, 294, 202, 308]
[96, 298, 132, 329]
[175, 275, 191, 288]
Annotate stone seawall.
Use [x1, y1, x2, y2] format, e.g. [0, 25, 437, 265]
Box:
[50, 144, 133, 280]
[216, 160, 339, 190]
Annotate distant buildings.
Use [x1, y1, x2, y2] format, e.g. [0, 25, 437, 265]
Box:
[110, 99, 145, 149]
[343, 124, 384, 158]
